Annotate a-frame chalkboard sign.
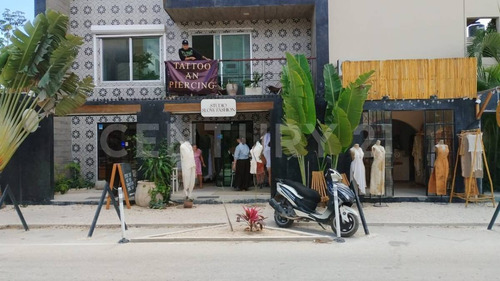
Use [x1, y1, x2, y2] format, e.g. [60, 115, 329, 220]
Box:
[105, 163, 135, 210]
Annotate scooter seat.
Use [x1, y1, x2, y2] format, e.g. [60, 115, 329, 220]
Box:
[280, 179, 321, 203]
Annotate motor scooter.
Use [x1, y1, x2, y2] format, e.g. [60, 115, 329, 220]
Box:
[269, 168, 360, 237]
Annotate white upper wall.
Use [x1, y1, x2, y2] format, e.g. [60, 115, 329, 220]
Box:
[329, 0, 500, 64]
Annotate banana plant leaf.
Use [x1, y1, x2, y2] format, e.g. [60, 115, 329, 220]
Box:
[323, 64, 342, 124]
[280, 122, 308, 157]
[283, 53, 316, 134]
[331, 106, 353, 151]
[282, 70, 306, 126]
[318, 122, 341, 156]
[337, 70, 374, 131]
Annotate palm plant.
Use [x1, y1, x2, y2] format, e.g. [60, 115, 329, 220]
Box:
[280, 53, 316, 185]
[467, 30, 500, 90]
[138, 139, 177, 207]
[321, 64, 374, 168]
[0, 10, 93, 173]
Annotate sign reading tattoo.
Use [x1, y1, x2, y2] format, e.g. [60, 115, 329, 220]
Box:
[166, 60, 219, 95]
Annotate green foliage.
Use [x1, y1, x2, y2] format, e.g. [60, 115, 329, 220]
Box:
[54, 162, 93, 194]
[133, 52, 160, 80]
[467, 29, 500, 90]
[0, 9, 26, 48]
[243, 71, 263, 88]
[322, 64, 374, 167]
[0, 10, 93, 172]
[281, 53, 316, 134]
[138, 138, 178, 207]
[280, 53, 317, 185]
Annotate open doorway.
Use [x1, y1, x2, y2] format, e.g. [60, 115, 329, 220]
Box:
[193, 121, 253, 187]
[392, 111, 426, 197]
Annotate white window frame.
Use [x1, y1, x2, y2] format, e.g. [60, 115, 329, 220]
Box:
[91, 25, 167, 85]
[191, 32, 253, 84]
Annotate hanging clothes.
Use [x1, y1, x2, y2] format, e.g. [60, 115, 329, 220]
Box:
[466, 133, 483, 175]
[412, 133, 424, 184]
[350, 145, 366, 195]
[460, 133, 483, 178]
[370, 143, 386, 196]
[428, 144, 449, 195]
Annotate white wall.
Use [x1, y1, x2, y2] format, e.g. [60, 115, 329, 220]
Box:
[329, 0, 500, 63]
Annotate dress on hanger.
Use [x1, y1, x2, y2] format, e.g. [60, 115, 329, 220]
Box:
[350, 146, 366, 195]
[370, 144, 385, 196]
[428, 144, 449, 195]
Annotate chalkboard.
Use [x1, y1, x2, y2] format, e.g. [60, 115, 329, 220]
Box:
[119, 163, 136, 196]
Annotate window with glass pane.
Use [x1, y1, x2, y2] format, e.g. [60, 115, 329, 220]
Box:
[102, 38, 130, 81]
[102, 37, 160, 82]
[132, 37, 160, 80]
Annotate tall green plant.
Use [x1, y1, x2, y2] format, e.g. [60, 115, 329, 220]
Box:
[322, 64, 374, 168]
[138, 139, 178, 207]
[280, 53, 316, 185]
[0, 10, 93, 172]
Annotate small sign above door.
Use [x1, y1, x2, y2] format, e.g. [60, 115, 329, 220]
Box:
[201, 99, 237, 117]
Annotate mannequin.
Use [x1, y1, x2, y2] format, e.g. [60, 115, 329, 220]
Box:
[370, 140, 386, 196]
[180, 141, 196, 200]
[250, 141, 264, 187]
[428, 140, 449, 197]
[350, 144, 366, 195]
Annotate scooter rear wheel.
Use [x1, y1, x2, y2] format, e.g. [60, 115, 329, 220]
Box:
[331, 211, 359, 237]
[274, 211, 294, 228]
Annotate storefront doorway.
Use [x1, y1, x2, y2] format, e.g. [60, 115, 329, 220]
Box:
[97, 123, 137, 183]
[193, 121, 254, 187]
[360, 110, 454, 198]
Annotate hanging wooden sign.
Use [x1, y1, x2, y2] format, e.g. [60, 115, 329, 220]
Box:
[105, 163, 134, 209]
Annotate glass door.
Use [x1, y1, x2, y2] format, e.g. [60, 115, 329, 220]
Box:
[361, 111, 393, 197]
[217, 34, 251, 94]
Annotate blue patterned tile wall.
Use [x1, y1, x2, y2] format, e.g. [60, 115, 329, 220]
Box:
[71, 114, 137, 182]
[68, 0, 312, 100]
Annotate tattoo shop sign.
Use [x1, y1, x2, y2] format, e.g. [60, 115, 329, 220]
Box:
[166, 60, 218, 95]
[200, 99, 236, 117]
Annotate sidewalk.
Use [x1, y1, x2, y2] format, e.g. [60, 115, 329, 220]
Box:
[1, 201, 498, 228]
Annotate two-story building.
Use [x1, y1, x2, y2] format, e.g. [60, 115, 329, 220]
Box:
[28, 0, 499, 202]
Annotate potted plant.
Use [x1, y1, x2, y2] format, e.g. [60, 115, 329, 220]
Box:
[244, 72, 263, 95]
[136, 139, 178, 208]
[225, 80, 238, 96]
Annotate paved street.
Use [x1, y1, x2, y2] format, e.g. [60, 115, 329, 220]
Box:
[2, 201, 500, 280]
[1, 225, 499, 281]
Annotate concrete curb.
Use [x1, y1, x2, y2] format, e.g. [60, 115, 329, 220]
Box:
[129, 225, 335, 243]
[129, 236, 333, 243]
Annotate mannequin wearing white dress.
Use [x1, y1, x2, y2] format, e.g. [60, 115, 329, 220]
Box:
[350, 144, 367, 195]
[250, 141, 263, 175]
[180, 141, 196, 199]
[370, 140, 386, 196]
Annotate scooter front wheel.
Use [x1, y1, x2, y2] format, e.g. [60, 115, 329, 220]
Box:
[331, 210, 359, 237]
[274, 211, 294, 228]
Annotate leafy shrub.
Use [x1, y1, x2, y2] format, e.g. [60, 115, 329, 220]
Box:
[236, 206, 266, 231]
[54, 162, 93, 194]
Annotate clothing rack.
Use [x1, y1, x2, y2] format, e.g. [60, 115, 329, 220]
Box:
[449, 129, 495, 207]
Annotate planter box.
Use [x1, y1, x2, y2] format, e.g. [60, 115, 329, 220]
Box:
[245, 87, 262, 95]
